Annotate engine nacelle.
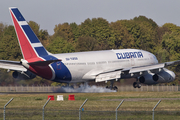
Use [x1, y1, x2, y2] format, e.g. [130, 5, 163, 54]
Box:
[12, 70, 36, 80]
[139, 73, 157, 85]
[139, 68, 175, 85]
[152, 68, 175, 83]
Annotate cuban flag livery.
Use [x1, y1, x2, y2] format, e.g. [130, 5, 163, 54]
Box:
[1, 7, 178, 89]
[9, 7, 71, 81]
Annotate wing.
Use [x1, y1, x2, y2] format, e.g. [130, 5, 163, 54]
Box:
[164, 60, 180, 66]
[0, 60, 27, 71]
[84, 60, 180, 82]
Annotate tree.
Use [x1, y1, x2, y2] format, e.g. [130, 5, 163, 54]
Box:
[156, 26, 170, 44]
[47, 36, 75, 54]
[0, 23, 5, 38]
[75, 36, 98, 52]
[162, 31, 180, 61]
[38, 29, 49, 47]
[109, 21, 135, 49]
[70, 22, 80, 41]
[79, 18, 110, 50]
[53, 23, 74, 43]
[120, 19, 157, 52]
[163, 23, 180, 33]
[133, 15, 158, 29]
[0, 25, 21, 60]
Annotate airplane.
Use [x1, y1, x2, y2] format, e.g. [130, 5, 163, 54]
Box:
[0, 7, 179, 90]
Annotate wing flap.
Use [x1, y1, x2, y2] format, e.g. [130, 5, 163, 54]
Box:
[95, 71, 121, 82]
[0, 60, 26, 71]
[82, 66, 123, 80]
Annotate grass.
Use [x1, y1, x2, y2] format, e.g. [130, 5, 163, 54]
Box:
[0, 91, 180, 119]
[0, 91, 180, 110]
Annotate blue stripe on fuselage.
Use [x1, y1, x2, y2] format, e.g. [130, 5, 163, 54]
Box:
[42, 55, 72, 82]
[21, 25, 40, 43]
[51, 62, 72, 82]
[11, 8, 25, 21]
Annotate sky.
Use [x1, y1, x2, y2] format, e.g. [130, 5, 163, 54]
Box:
[0, 0, 180, 35]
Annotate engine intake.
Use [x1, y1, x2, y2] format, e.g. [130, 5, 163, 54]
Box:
[152, 74, 158, 81]
[139, 73, 156, 85]
[152, 69, 175, 83]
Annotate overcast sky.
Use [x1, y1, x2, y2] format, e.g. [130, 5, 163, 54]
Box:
[0, 0, 180, 35]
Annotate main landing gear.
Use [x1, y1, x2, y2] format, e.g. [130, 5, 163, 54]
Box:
[133, 78, 141, 88]
[106, 80, 118, 91]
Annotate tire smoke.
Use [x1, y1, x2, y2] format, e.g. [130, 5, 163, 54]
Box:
[53, 84, 116, 93]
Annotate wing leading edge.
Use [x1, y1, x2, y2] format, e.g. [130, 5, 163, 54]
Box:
[0, 60, 27, 71]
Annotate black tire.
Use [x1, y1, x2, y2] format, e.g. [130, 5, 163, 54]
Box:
[133, 82, 137, 88]
[114, 86, 118, 91]
[137, 84, 141, 88]
[114, 86, 118, 90]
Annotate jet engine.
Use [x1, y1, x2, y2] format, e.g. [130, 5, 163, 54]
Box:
[152, 68, 175, 83]
[12, 70, 36, 80]
[139, 73, 156, 85]
[139, 68, 175, 85]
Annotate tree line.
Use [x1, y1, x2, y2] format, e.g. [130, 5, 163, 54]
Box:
[0, 15, 180, 86]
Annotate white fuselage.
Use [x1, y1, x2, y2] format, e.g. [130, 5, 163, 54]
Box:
[52, 49, 158, 83]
